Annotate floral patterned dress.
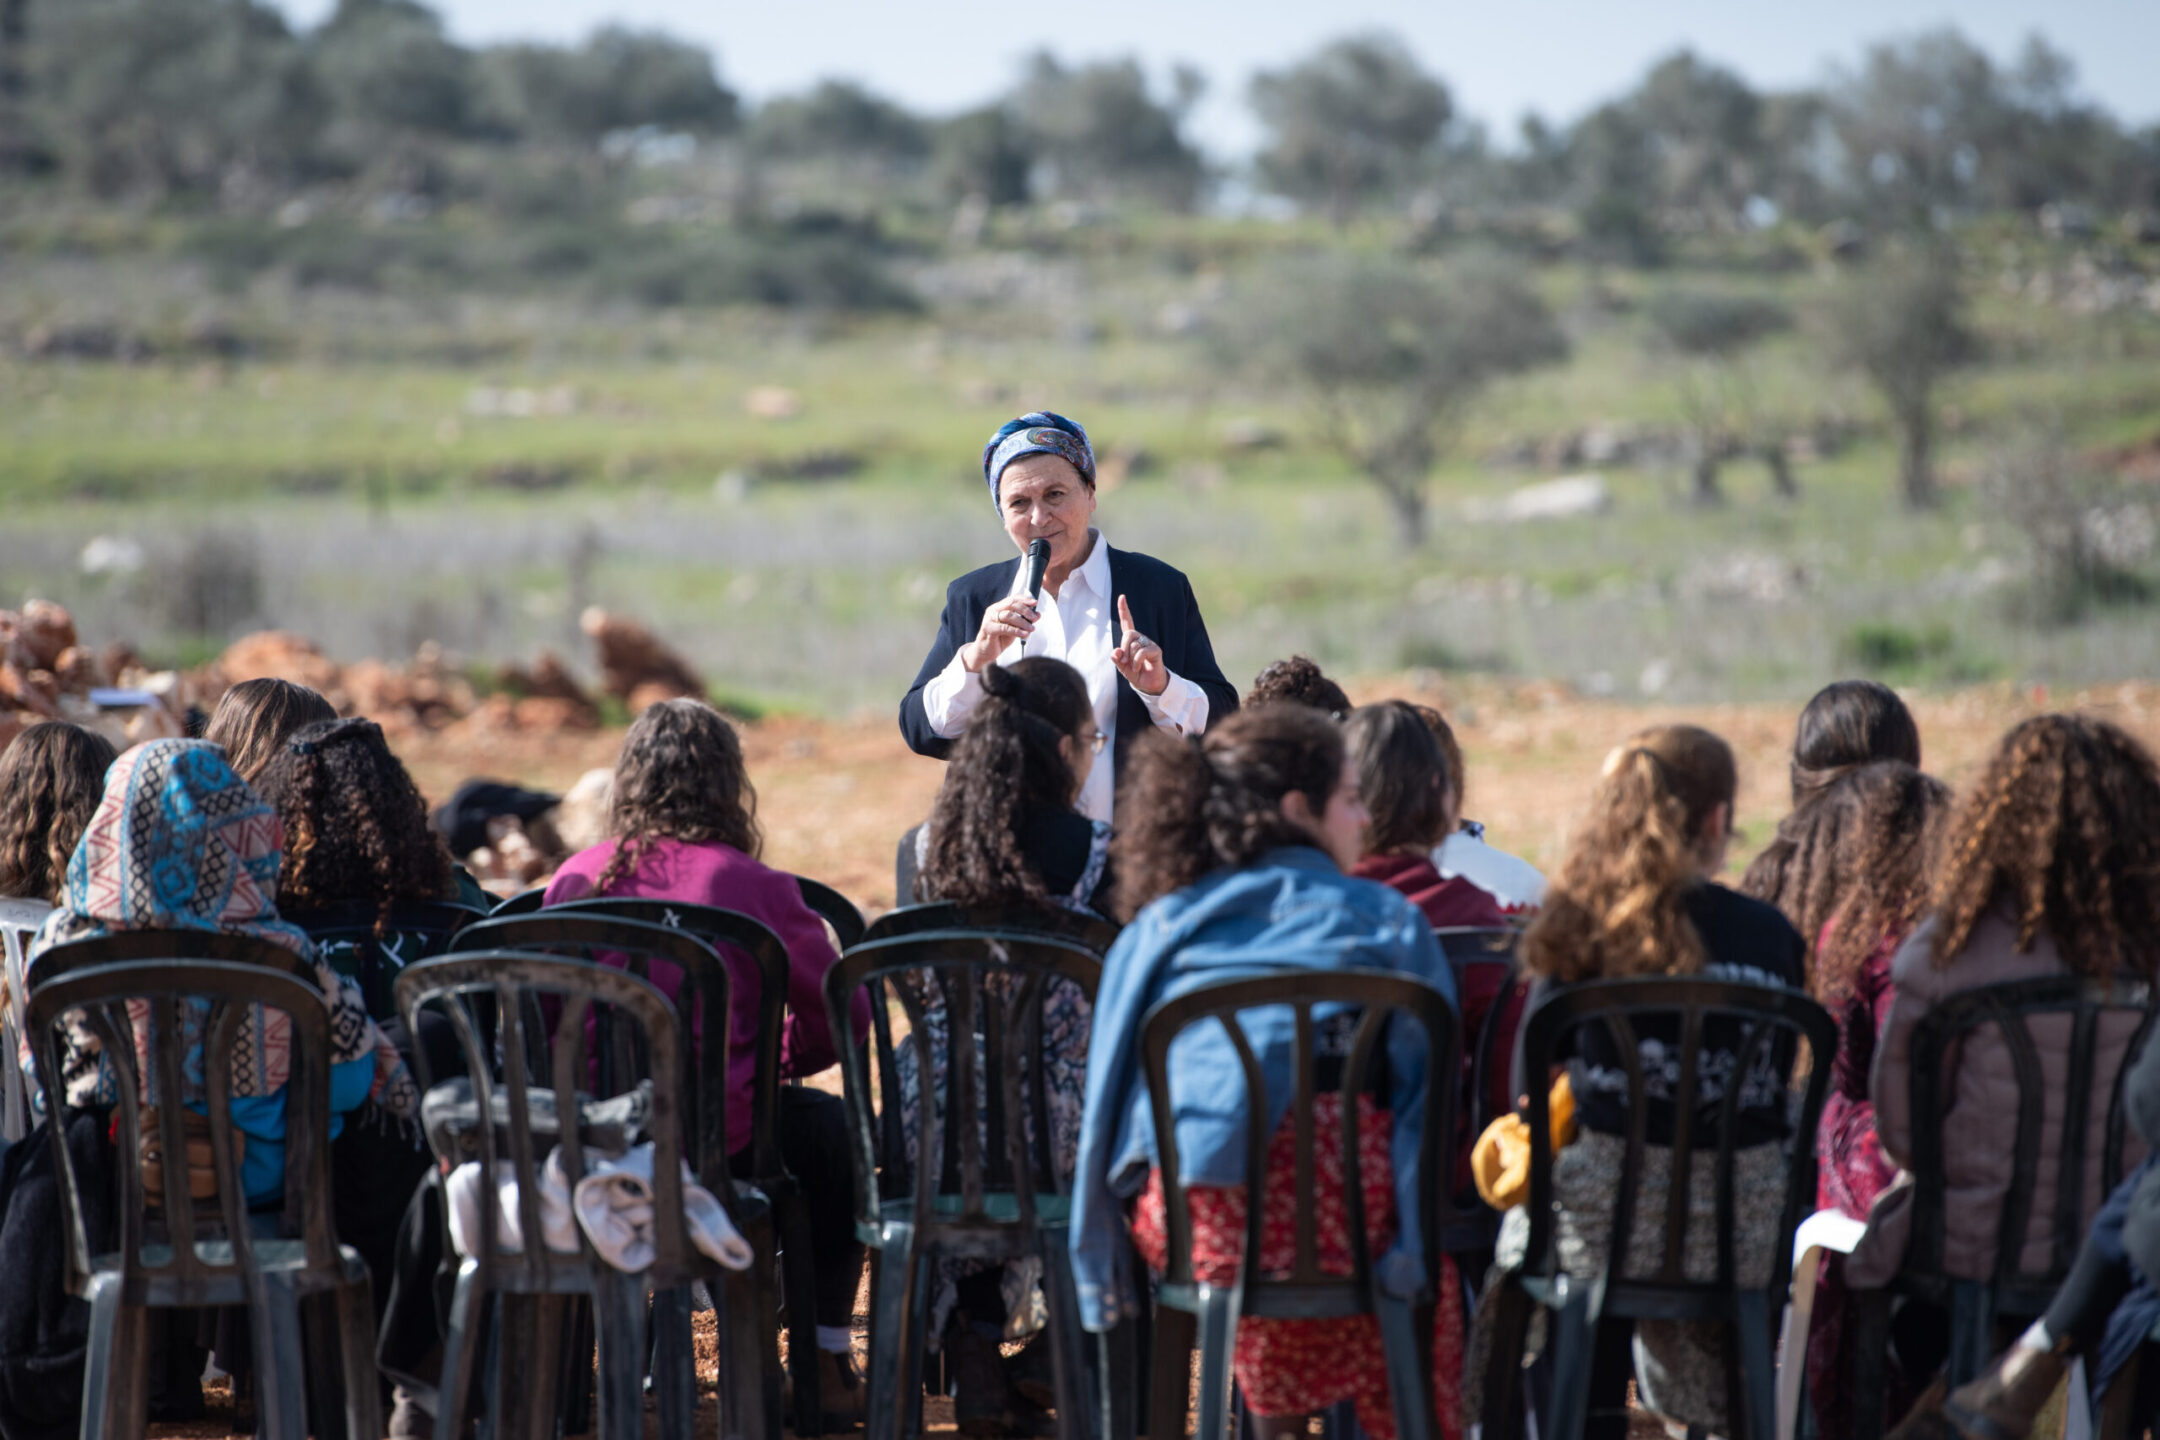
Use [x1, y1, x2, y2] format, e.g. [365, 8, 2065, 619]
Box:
[1129, 1091, 1466, 1440]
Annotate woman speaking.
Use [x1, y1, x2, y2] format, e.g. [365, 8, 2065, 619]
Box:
[899, 412, 1239, 824]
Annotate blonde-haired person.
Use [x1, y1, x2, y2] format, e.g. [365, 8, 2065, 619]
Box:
[1870, 714, 2160, 1440]
[1476, 726, 1806, 1440]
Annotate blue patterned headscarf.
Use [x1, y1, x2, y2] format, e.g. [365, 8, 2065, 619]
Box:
[982, 412, 1095, 508]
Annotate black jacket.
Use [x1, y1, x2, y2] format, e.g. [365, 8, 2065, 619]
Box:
[897, 543, 1238, 779]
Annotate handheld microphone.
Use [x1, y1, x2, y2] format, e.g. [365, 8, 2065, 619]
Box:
[1023, 538, 1051, 604]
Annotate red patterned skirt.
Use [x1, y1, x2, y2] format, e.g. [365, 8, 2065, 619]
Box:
[1130, 1093, 1464, 1440]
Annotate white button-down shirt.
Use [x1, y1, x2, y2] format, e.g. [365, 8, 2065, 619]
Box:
[921, 531, 1210, 824]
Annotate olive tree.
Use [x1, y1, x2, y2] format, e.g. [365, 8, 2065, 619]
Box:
[1239, 252, 1567, 545]
[1823, 252, 1977, 508]
[1249, 34, 1450, 228]
[1645, 289, 1794, 503]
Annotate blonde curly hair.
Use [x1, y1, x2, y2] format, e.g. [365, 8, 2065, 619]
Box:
[1522, 725, 1736, 984]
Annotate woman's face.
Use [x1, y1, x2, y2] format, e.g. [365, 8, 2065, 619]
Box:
[1283, 756, 1370, 870]
[998, 455, 1098, 575]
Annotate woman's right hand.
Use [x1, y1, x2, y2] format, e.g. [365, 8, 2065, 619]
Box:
[960, 597, 1038, 672]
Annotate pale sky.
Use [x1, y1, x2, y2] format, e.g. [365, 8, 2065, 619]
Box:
[273, 0, 2158, 158]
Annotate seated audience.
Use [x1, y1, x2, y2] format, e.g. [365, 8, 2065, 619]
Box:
[0, 722, 117, 905]
[1487, 725, 1805, 1440]
[543, 697, 872, 1417]
[1742, 678, 1921, 915]
[1072, 704, 1462, 1440]
[1868, 714, 2160, 1437]
[1782, 762, 1950, 1436]
[910, 656, 1112, 915]
[201, 677, 338, 785]
[1414, 705, 1546, 916]
[905, 658, 1104, 1433]
[255, 716, 470, 1007]
[1244, 654, 1352, 716]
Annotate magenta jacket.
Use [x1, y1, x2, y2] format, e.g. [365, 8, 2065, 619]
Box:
[544, 837, 871, 1157]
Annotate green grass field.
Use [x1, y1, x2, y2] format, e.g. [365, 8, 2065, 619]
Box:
[5, 230, 2159, 714]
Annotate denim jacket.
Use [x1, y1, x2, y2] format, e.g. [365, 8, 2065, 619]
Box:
[1069, 847, 1455, 1331]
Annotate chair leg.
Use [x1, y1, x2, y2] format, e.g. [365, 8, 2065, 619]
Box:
[1148, 1303, 1198, 1440]
[1374, 1294, 1436, 1440]
[1478, 1274, 1532, 1439]
[865, 1230, 924, 1440]
[653, 1283, 698, 1440]
[334, 1263, 386, 1440]
[1946, 1281, 1994, 1391]
[436, 1259, 488, 1440]
[594, 1270, 651, 1440]
[717, 1220, 780, 1440]
[1039, 1231, 1096, 1440]
[255, 1275, 313, 1440]
[1848, 1286, 1892, 1440]
[1542, 1275, 1600, 1440]
[522, 1295, 568, 1440]
[1100, 1314, 1140, 1440]
[559, 1296, 597, 1438]
[1777, 1249, 1825, 1440]
[494, 1295, 542, 1440]
[79, 1273, 148, 1440]
[1192, 1283, 1243, 1440]
[775, 1183, 825, 1437]
[1732, 1290, 1779, 1440]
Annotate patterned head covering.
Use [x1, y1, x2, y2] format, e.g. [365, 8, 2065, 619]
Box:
[28, 739, 415, 1118]
[982, 412, 1095, 509]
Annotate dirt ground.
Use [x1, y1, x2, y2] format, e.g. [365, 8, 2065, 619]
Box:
[392, 673, 2160, 917]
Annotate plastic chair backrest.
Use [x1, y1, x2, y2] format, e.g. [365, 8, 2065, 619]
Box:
[293, 898, 487, 1020]
[866, 901, 1119, 956]
[1139, 968, 1456, 1316]
[24, 954, 340, 1298]
[492, 887, 549, 916]
[1904, 973, 2157, 1300]
[824, 929, 1102, 1245]
[1516, 975, 1836, 1303]
[451, 911, 735, 1187]
[395, 950, 706, 1289]
[1, 897, 54, 1142]
[522, 899, 791, 1182]
[1435, 926, 1522, 1135]
[795, 877, 867, 952]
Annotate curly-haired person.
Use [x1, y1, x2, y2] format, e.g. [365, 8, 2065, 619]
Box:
[543, 698, 874, 1419]
[1244, 654, 1353, 718]
[1072, 704, 1462, 1440]
[1777, 762, 1951, 1438]
[0, 722, 116, 905]
[1869, 715, 2160, 1440]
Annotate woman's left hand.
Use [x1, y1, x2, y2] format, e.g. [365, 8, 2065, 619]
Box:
[1111, 594, 1169, 696]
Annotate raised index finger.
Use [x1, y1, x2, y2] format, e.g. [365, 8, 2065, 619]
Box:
[1117, 593, 1135, 635]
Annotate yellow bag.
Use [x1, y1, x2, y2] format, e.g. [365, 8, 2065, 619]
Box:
[1470, 1074, 1576, 1210]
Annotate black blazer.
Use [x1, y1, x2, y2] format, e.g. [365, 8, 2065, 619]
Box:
[898, 543, 1239, 779]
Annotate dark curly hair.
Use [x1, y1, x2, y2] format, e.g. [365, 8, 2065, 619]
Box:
[1778, 762, 1951, 1002]
[919, 658, 1091, 909]
[0, 723, 118, 903]
[1244, 656, 1352, 718]
[204, 678, 338, 785]
[596, 698, 762, 894]
[255, 717, 454, 928]
[1928, 714, 2160, 979]
[1112, 703, 1345, 919]
[1522, 725, 1736, 984]
[1742, 680, 1921, 911]
[1345, 701, 1451, 855]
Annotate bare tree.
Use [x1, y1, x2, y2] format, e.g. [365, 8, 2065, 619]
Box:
[1238, 252, 1566, 545]
[1645, 289, 1794, 503]
[1823, 251, 1977, 508]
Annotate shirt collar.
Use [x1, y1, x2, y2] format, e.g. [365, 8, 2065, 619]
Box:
[1069, 529, 1111, 601]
